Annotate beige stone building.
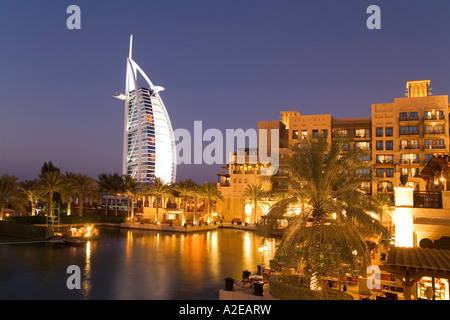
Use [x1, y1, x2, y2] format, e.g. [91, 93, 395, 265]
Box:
[372, 80, 449, 195]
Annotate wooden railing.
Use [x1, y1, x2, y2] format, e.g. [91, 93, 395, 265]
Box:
[413, 191, 442, 209]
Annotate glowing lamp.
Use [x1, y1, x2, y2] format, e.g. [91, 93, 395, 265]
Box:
[394, 186, 414, 248]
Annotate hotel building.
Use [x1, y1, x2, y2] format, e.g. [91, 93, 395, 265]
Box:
[113, 35, 177, 184]
[217, 79, 450, 299]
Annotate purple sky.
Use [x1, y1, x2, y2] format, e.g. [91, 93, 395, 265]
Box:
[1, 0, 450, 184]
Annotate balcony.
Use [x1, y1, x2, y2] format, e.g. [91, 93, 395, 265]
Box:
[424, 144, 446, 150]
[400, 144, 420, 151]
[399, 116, 419, 122]
[424, 114, 445, 121]
[399, 159, 420, 165]
[413, 191, 442, 209]
[399, 130, 419, 136]
[376, 159, 394, 165]
[424, 129, 446, 135]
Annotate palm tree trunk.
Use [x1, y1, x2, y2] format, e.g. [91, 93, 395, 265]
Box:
[79, 196, 83, 217]
[183, 196, 187, 225]
[115, 195, 118, 216]
[31, 202, 36, 216]
[207, 199, 211, 223]
[310, 218, 322, 291]
[49, 192, 54, 228]
[155, 195, 159, 223]
[253, 199, 258, 224]
[193, 196, 197, 225]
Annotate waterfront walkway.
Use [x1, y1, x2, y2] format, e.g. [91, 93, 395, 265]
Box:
[118, 221, 257, 233]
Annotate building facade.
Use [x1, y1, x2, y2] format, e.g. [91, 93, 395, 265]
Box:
[114, 35, 177, 184]
[217, 80, 450, 222]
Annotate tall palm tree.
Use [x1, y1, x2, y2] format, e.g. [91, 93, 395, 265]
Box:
[130, 181, 147, 221]
[262, 136, 388, 290]
[242, 184, 267, 224]
[109, 173, 124, 216]
[72, 173, 99, 217]
[59, 172, 77, 216]
[190, 185, 202, 225]
[0, 174, 21, 219]
[148, 177, 173, 224]
[198, 182, 223, 223]
[97, 173, 124, 216]
[97, 173, 111, 216]
[39, 171, 65, 225]
[173, 179, 197, 225]
[18, 179, 42, 216]
[123, 175, 137, 217]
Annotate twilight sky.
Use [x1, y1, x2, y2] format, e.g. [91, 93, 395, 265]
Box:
[1, 0, 450, 184]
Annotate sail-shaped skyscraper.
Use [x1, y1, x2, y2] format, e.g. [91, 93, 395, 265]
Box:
[113, 35, 176, 184]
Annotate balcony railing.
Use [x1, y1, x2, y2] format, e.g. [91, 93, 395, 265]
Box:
[399, 116, 419, 121]
[400, 144, 420, 150]
[424, 115, 445, 121]
[400, 159, 420, 165]
[413, 191, 442, 209]
[424, 129, 445, 135]
[376, 159, 394, 165]
[424, 144, 446, 150]
[399, 130, 419, 136]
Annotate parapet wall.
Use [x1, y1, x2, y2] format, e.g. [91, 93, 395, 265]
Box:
[0, 221, 47, 239]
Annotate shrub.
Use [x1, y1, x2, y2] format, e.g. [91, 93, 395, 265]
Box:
[269, 275, 353, 300]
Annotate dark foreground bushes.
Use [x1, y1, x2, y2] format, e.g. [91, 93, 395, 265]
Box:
[269, 274, 353, 300]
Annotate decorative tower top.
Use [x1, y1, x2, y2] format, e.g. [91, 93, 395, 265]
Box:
[406, 80, 431, 98]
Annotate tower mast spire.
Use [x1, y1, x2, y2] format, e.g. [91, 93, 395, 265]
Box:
[129, 34, 133, 59]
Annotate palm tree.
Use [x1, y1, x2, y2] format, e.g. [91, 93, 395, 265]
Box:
[242, 184, 267, 224]
[198, 182, 223, 223]
[97, 173, 124, 216]
[173, 179, 197, 225]
[129, 181, 147, 221]
[0, 174, 21, 219]
[262, 136, 388, 291]
[371, 192, 394, 236]
[123, 175, 137, 217]
[98, 173, 111, 215]
[148, 177, 173, 224]
[72, 173, 99, 217]
[109, 173, 124, 216]
[39, 171, 65, 225]
[190, 185, 202, 225]
[18, 179, 41, 216]
[60, 172, 77, 216]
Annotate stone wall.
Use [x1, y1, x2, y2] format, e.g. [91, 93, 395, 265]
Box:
[0, 221, 46, 239]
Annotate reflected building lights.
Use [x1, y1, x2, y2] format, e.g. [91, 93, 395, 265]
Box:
[82, 241, 92, 299]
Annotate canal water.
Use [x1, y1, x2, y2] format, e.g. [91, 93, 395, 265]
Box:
[0, 227, 276, 300]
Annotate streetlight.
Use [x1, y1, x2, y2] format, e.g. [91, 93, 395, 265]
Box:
[258, 240, 269, 275]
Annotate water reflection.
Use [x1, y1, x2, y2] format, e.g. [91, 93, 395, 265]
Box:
[0, 228, 278, 300]
[82, 241, 91, 299]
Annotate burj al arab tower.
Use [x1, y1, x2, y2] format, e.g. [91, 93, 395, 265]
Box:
[113, 35, 177, 184]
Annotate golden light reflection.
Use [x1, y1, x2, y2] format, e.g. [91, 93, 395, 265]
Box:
[208, 231, 219, 277]
[243, 233, 253, 267]
[82, 241, 92, 299]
